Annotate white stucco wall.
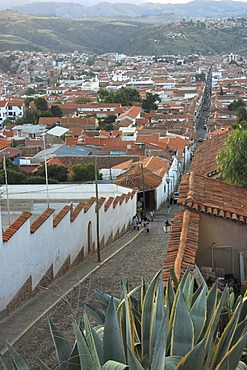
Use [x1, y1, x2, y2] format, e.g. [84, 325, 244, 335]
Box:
[0, 184, 136, 313]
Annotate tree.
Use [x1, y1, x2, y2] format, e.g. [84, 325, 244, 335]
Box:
[70, 163, 102, 181]
[36, 164, 68, 182]
[236, 106, 247, 123]
[228, 99, 245, 112]
[142, 92, 161, 113]
[216, 129, 247, 187]
[24, 97, 34, 108]
[0, 159, 27, 184]
[75, 96, 91, 104]
[34, 97, 48, 112]
[50, 105, 63, 118]
[25, 87, 36, 96]
[98, 87, 141, 106]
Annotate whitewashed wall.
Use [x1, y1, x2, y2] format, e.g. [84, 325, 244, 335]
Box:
[0, 185, 136, 313]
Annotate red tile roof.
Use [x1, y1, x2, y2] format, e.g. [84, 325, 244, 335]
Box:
[190, 132, 228, 177]
[2, 212, 32, 242]
[179, 172, 247, 223]
[163, 209, 200, 283]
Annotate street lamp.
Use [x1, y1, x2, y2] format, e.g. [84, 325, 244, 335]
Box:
[94, 156, 100, 263]
[166, 177, 170, 207]
[42, 132, 49, 208]
[1, 150, 10, 226]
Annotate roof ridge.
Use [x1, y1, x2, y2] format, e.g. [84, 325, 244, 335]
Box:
[186, 171, 195, 206]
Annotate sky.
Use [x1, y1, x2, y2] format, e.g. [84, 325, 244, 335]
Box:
[153, 0, 247, 2]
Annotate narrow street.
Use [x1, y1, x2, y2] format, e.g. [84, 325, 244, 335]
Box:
[0, 202, 181, 368]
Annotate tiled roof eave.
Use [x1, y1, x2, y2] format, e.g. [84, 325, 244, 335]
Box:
[182, 202, 247, 223]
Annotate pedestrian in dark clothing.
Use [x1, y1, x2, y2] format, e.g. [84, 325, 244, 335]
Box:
[164, 218, 170, 233]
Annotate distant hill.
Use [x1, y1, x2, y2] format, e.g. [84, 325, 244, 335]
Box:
[10, 0, 247, 19]
[1, 11, 247, 56]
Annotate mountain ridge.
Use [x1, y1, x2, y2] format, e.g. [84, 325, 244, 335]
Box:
[9, 0, 247, 19]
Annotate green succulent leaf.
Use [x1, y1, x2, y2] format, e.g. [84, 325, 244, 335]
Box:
[199, 282, 218, 341]
[189, 285, 207, 343]
[231, 320, 247, 348]
[103, 297, 125, 364]
[66, 343, 81, 370]
[83, 311, 101, 369]
[209, 301, 242, 369]
[150, 308, 168, 370]
[93, 289, 120, 312]
[5, 341, 30, 370]
[85, 303, 105, 325]
[48, 317, 72, 370]
[102, 360, 128, 369]
[37, 358, 52, 370]
[215, 332, 247, 370]
[72, 318, 95, 369]
[127, 346, 144, 370]
[0, 354, 13, 370]
[171, 291, 194, 356]
[164, 356, 182, 369]
[174, 338, 206, 370]
[141, 269, 161, 360]
[150, 275, 166, 360]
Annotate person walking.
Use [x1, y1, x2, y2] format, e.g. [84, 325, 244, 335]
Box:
[150, 210, 154, 222]
[164, 218, 170, 233]
[143, 217, 150, 232]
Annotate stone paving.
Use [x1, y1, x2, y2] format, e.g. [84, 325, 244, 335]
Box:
[0, 203, 181, 368]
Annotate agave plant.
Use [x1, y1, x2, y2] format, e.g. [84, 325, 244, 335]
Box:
[1, 269, 247, 370]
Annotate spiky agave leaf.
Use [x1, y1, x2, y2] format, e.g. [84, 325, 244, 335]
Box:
[48, 317, 72, 370]
[83, 311, 102, 368]
[127, 346, 145, 370]
[174, 338, 206, 370]
[209, 301, 243, 369]
[170, 291, 194, 357]
[150, 275, 166, 361]
[0, 353, 15, 370]
[102, 360, 128, 369]
[103, 297, 125, 364]
[150, 308, 168, 370]
[189, 285, 207, 343]
[71, 318, 98, 368]
[215, 332, 247, 370]
[141, 269, 162, 362]
[4, 341, 30, 370]
[93, 289, 120, 312]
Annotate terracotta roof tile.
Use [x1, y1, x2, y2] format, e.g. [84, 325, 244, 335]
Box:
[104, 197, 114, 211]
[53, 205, 70, 227]
[190, 132, 228, 177]
[2, 212, 32, 242]
[71, 202, 84, 221]
[163, 209, 200, 284]
[179, 172, 247, 223]
[30, 209, 55, 233]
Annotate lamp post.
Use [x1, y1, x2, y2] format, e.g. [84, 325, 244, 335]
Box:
[94, 156, 100, 263]
[42, 132, 49, 208]
[166, 177, 170, 207]
[141, 163, 146, 217]
[2, 151, 10, 226]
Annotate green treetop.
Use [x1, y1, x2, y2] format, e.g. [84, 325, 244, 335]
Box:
[216, 129, 247, 187]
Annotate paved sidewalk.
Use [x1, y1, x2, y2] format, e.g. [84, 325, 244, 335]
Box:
[0, 204, 179, 357]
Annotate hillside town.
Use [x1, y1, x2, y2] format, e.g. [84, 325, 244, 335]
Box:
[0, 47, 247, 368]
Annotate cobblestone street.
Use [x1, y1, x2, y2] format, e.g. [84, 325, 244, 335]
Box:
[0, 203, 181, 368]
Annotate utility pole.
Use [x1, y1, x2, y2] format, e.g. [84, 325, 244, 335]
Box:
[95, 156, 100, 262]
[141, 164, 146, 217]
[3, 152, 10, 226]
[43, 132, 49, 208]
